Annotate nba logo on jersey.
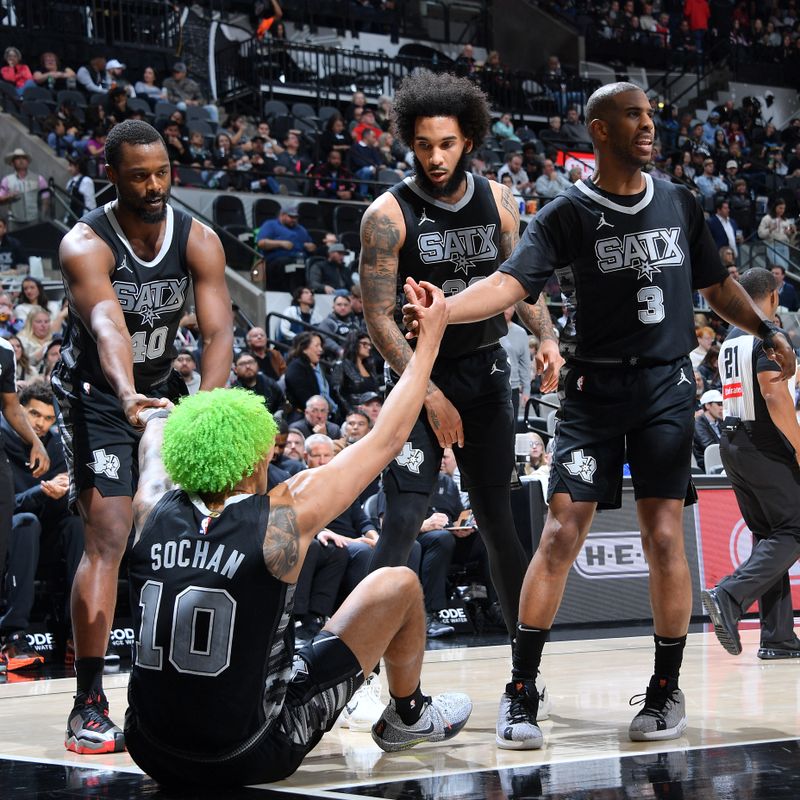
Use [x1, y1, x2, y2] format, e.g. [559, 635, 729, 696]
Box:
[595, 227, 684, 280]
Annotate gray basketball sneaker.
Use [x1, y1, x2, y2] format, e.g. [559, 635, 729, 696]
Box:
[496, 679, 544, 750]
[371, 692, 472, 752]
[629, 676, 687, 741]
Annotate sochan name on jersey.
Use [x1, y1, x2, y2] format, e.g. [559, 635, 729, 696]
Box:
[417, 224, 497, 264]
[595, 227, 684, 275]
[114, 278, 188, 321]
[573, 532, 649, 579]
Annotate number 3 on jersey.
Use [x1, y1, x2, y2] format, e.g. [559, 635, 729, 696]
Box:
[131, 325, 169, 362]
[637, 286, 665, 325]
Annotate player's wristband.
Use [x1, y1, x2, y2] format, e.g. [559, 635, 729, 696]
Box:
[757, 320, 786, 349]
[139, 408, 171, 425]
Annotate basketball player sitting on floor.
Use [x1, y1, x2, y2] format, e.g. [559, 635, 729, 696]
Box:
[122, 282, 473, 788]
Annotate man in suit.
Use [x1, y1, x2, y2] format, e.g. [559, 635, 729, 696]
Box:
[693, 389, 723, 472]
[707, 198, 742, 257]
[771, 265, 799, 312]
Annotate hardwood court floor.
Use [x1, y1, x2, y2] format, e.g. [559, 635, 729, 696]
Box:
[1, 627, 799, 798]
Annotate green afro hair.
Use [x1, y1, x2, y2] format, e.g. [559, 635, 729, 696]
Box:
[162, 388, 277, 493]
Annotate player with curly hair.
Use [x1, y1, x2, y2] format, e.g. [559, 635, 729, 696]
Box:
[359, 69, 562, 650]
[123, 285, 474, 788]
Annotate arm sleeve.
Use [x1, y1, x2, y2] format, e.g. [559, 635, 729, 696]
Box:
[685, 189, 729, 289]
[498, 195, 578, 301]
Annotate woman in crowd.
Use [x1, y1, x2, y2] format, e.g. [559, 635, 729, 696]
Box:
[17, 307, 52, 367]
[2, 46, 34, 97]
[279, 285, 322, 343]
[524, 432, 551, 497]
[758, 198, 796, 268]
[492, 111, 520, 143]
[40, 338, 61, 379]
[698, 345, 721, 392]
[13, 276, 48, 324]
[7, 334, 37, 387]
[284, 331, 331, 422]
[134, 66, 167, 103]
[330, 330, 379, 413]
[32, 51, 76, 90]
[319, 113, 350, 158]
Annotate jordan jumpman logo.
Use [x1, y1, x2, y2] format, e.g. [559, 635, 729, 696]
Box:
[418, 208, 435, 226]
[596, 212, 614, 231]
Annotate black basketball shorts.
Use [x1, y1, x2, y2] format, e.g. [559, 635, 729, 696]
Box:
[125, 631, 364, 787]
[385, 344, 515, 494]
[548, 357, 696, 510]
[51, 368, 187, 508]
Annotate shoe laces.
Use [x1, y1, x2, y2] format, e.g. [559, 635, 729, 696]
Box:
[506, 682, 538, 725]
[76, 692, 111, 723]
[629, 680, 679, 719]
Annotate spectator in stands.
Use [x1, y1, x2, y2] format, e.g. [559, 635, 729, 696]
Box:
[134, 66, 167, 103]
[375, 95, 393, 132]
[104, 58, 133, 96]
[1, 47, 34, 97]
[331, 330, 379, 414]
[539, 115, 566, 147]
[85, 126, 107, 166]
[454, 42, 477, 76]
[698, 344, 721, 393]
[524, 431, 551, 480]
[221, 113, 250, 150]
[311, 149, 355, 201]
[729, 178, 755, 237]
[702, 110, 724, 146]
[242, 326, 282, 380]
[690, 325, 716, 368]
[319, 113, 350, 159]
[271, 420, 306, 477]
[535, 158, 571, 201]
[721, 247, 739, 281]
[17, 307, 51, 367]
[231, 351, 284, 413]
[308, 243, 353, 294]
[290, 395, 340, 438]
[7, 336, 35, 385]
[284, 427, 305, 463]
[0, 292, 22, 337]
[684, 0, 710, 55]
[13, 277, 47, 324]
[0, 218, 24, 272]
[0, 148, 49, 230]
[284, 333, 337, 422]
[352, 108, 382, 143]
[172, 350, 201, 394]
[32, 51, 76, 91]
[39, 339, 61, 380]
[348, 128, 383, 199]
[159, 119, 191, 166]
[274, 131, 310, 191]
[76, 55, 110, 95]
[770, 264, 799, 312]
[497, 153, 532, 197]
[344, 90, 366, 122]
[279, 286, 322, 343]
[492, 112, 520, 143]
[500, 306, 531, 420]
[759, 200, 796, 269]
[707, 197, 742, 257]
[319, 291, 361, 356]
[163, 61, 219, 123]
[561, 106, 592, 148]
[693, 389, 723, 471]
[694, 157, 727, 209]
[341, 409, 371, 445]
[256, 205, 315, 292]
[1, 381, 82, 670]
[43, 116, 76, 158]
[377, 132, 408, 175]
[106, 86, 133, 125]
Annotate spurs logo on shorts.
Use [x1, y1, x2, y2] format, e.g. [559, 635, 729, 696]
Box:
[87, 448, 121, 479]
[395, 441, 425, 474]
[562, 449, 597, 483]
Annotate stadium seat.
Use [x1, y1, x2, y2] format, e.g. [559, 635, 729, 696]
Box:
[333, 204, 366, 235]
[212, 195, 247, 228]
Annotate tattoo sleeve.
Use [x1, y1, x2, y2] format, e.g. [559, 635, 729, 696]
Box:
[263, 503, 301, 579]
[499, 185, 521, 262]
[360, 209, 438, 394]
[515, 294, 558, 344]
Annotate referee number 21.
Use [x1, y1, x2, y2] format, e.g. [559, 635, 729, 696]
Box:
[637, 286, 665, 324]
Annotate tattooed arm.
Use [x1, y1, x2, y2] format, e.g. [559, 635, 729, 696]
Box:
[359, 193, 464, 447]
[701, 275, 795, 380]
[495, 183, 564, 392]
[268, 281, 449, 582]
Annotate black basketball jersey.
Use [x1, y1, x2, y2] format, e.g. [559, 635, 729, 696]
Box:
[500, 173, 727, 362]
[128, 490, 295, 757]
[59, 202, 193, 392]
[719, 327, 796, 459]
[389, 172, 507, 358]
[0, 337, 15, 450]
